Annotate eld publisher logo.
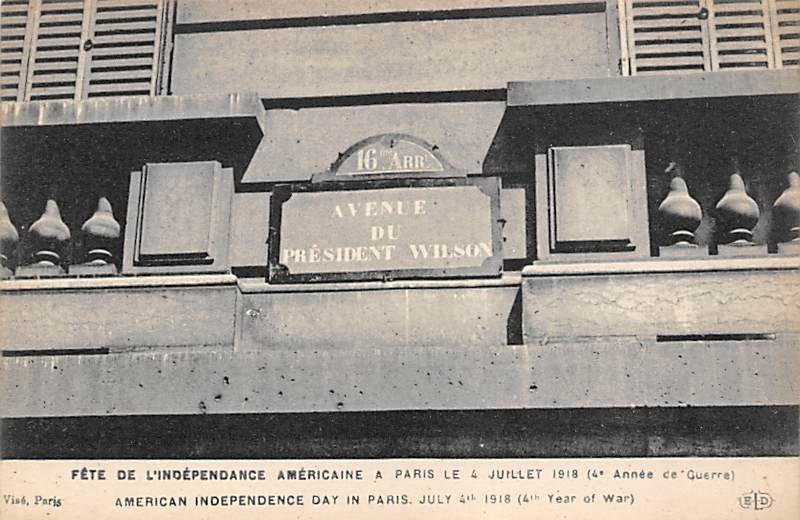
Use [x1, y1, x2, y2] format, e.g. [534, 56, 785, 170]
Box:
[738, 491, 773, 510]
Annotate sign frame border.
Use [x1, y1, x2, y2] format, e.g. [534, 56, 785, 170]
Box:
[267, 176, 503, 283]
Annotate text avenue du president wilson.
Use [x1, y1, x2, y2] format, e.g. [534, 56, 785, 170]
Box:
[281, 198, 492, 265]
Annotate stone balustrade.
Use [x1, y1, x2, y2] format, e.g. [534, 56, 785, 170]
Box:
[1, 169, 798, 281]
[657, 170, 800, 258]
[0, 197, 121, 279]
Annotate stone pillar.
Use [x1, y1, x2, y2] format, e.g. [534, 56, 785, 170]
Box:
[72, 197, 121, 275]
[715, 174, 767, 257]
[16, 200, 71, 278]
[0, 202, 19, 279]
[657, 167, 707, 258]
[773, 171, 800, 256]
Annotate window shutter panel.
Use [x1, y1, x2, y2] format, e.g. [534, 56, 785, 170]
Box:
[82, 0, 166, 98]
[624, 0, 712, 75]
[9, 0, 165, 102]
[771, 0, 800, 67]
[707, 0, 775, 70]
[1, 0, 36, 101]
[25, 0, 88, 101]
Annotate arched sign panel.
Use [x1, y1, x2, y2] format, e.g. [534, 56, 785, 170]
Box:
[269, 135, 501, 283]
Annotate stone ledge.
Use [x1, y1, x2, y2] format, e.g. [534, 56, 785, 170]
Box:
[521, 256, 800, 277]
[0, 277, 238, 352]
[238, 277, 521, 348]
[2, 338, 796, 418]
[238, 272, 521, 293]
[508, 69, 800, 107]
[0, 273, 238, 292]
[522, 260, 800, 339]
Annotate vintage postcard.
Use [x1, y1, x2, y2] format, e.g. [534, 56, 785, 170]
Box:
[1, 0, 798, 518]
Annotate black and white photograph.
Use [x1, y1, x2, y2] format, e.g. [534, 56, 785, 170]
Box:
[0, 0, 798, 518]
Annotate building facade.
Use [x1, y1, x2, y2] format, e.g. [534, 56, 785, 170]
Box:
[1, 0, 798, 457]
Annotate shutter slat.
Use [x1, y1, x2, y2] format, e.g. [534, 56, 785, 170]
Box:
[0, 51, 25, 61]
[29, 85, 76, 97]
[634, 42, 705, 53]
[633, 54, 707, 66]
[632, 5, 701, 16]
[90, 45, 154, 56]
[715, 25, 775, 35]
[1, 62, 25, 73]
[89, 56, 152, 67]
[31, 72, 78, 84]
[715, 2, 767, 12]
[88, 68, 152, 81]
[717, 38, 769, 48]
[32, 36, 81, 46]
[777, 13, 800, 22]
[1, 41, 26, 51]
[93, 34, 155, 45]
[32, 49, 80, 60]
[95, 4, 158, 18]
[631, 17, 704, 28]
[93, 20, 157, 32]
[35, 13, 85, 24]
[31, 60, 78, 71]
[0, 27, 28, 38]
[633, 29, 706, 39]
[714, 14, 773, 23]
[96, 0, 158, 7]
[86, 80, 150, 92]
[1, 6, 29, 16]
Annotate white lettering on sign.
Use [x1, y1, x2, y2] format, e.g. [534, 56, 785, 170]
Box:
[282, 194, 492, 266]
[354, 148, 426, 173]
[276, 184, 497, 277]
[356, 148, 377, 171]
[282, 243, 491, 265]
[331, 200, 427, 218]
[336, 138, 445, 177]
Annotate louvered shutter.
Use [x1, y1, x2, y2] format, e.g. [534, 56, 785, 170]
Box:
[771, 0, 800, 66]
[624, 0, 712, 75]
[25, 0, 87, 101]
[1, 0, 36, 101]
[707, 0, 775, 70]
[623, 0, 798, 73]
[82, 0, 165, 98]
[7, 0, 166, 102]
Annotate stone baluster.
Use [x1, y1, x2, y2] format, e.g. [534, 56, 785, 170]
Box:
[772, 171, 800, 255]
[657, 166, 707, 258]
[16, 199, 71, 277]
[714, 173, 767, 257]
[0, 202, 19, 278]
[71, 197, 121, 275]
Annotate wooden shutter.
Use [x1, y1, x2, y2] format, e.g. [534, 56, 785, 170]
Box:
[83, 0, 165, 98]
[624, 0, 712, 75]
[707, 0, 775, 70]
[5, 0, 166, 102]
[25, 0, 87, 101]
[771, 0, 800, 67]
[1, 0, 36, 101]
[622, 0, 799, 73]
